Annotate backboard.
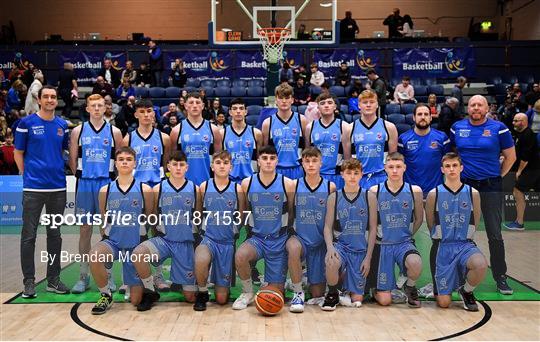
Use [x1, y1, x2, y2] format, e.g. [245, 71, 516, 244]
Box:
[210, 0, 338, 47]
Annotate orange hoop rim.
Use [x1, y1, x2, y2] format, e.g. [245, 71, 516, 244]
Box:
[258, 27, 291, 44]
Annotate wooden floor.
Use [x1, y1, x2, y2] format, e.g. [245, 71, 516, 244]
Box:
[1, 229, 539, 341]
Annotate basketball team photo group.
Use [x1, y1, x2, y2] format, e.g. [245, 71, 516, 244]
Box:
[1, 0, 539, 340]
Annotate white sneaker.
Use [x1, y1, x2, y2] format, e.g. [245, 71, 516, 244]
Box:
[232, 292, 255, 310]
[419, 283, 434, 299]
[289, 292, 305, 313]
[339, 292, 352, 307]
[391, 289, 407, 304]
[396, 273, 407, 289]
[306, 296, 325, 306]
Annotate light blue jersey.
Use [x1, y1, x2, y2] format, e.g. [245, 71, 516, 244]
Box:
[223, 125, 257, 182]
[177, 119, 214, 185]
[376, 181, 415, 244]
[334, 188, 369, 252]
[432, 184, 475, 242]
[77, 121, 115, 179]
[129, 128, 164, 185]
[293, 177, 331, 247]
[156, 178, 196, 242]
[351, 118, 388, 175]
[201, 179, 239, 244]
[310, 118, 344, 176]
[269, 112, 304, 168]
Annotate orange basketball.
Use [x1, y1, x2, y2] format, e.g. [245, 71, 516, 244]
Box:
[255, 286, 284, 316]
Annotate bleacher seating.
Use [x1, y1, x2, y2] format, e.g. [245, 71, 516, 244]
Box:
[200, 79, 216, 88]
[387, 114, 405, 124]
[216, 79, 231, 87]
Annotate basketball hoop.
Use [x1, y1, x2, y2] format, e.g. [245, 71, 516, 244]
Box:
[258, 27, 291, 64]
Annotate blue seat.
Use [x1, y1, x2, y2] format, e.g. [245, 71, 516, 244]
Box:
[216, 79, 231, 87]
[493, 83, 508, 95]
[405, 113, 414, 125]
[396, 123, 412, 135]
[247, 86, 264, 97]
[310, 85, 322, 97]
[411, 78, 423, 86]
[202, 87, 215, 97]
[352, 114, 361, 122]
[231, 86, 246, 97]
[247, 105, 262, 116]
[502, 75, 518, 84]
[214, 86, 230, 97]
[414, 85, 428, 96]
[387, 114, 405, 124]
[330, 86, 345, 97]
[342, 114, 353, 123]
[200, 79, 216, 88]
[520, 75, 535, 84]
[385, 103, 401, 115]
[402, 104, 416, 114]
[182, 86, 196, 93]
[160, 105, 169, 114]
[232, 79, 247, 87]
[424, 78, 437, 86]
[165, 87, 181, 98]
[340, 104, 348, 114]
[246, 115, 259, 126]
[149, 87, 166, 98]
[248, 79, 265, 87]
[134, 87, 149, 98]
[297, 105, 307, 115]
[490, 76, 502, 85]
[391, 78, 401, 87]
[428, 84, 444, 96]
[186, 78, 200, 88]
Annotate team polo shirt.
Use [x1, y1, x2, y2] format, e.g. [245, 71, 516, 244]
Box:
[450, 118, 514, 180]
[14, 113, 69, 191]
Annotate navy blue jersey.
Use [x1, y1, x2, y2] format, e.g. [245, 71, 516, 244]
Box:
[156, 178, 196, 242]
[77, 121, 115, 179]
[177, 119, 214, 185]
[334, 189, 369, 252]
[376, 182, 415, 244]
[201, 179, 239, 244]
[432, 183, 475, 242]
[129, 128, 164, 185]
[247, 174, 288, 237]
[269, 112, 304, 168]
[293, 177, 331, 247]
[351, 118, 388, 175]
[223, 125, 257, 181]
[310, 118, 344, 175]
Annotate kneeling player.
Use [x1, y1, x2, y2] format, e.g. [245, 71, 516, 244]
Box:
[321, 159, 377, 311]
[89, 147, 154, 314]
[425, 152, 487, 311]
[287, 147, 336, 313]
[193, 151, 246, 311]
[232, 145, 296, 310]
[370, 152, 424, 308]
[131, 151, 198, 311]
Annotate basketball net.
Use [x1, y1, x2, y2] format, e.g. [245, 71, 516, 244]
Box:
[258, 28, 291, 64]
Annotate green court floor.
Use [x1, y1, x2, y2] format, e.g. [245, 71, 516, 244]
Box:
[4, 226, 540, 304]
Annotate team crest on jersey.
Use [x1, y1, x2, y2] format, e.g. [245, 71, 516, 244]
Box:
[57, 128, 64, 136]
[185, 198, 192, 205]
[103, 138, 109, 146]
[273, 194, 281, 202]
[482, 129, 492, 137]
[203, 135, 209, 142]
[131, 199, 139, 207]
[183, 134, 190, 142]
[292, 128, 297, 135]
[430, 141, 438, 149]
[319, 198, 325, 206]
[186, 271, 194, 278]
[227, 199, 234, 208]
[224, 274, 231, 282]
[461, 201, 469, 209]
[245, 140, 251, 148]
[376, 132, 383, 140]
[331, 133, 338, 141]
[402, 201, 409, 209]
[152, 145, 159, 153]
[358, 208, 366, 216]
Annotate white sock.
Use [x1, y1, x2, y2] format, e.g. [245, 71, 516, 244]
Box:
[141, 276, 155, 291]
[292, 282, 303, 293]
[464, 280, 475, 293]
[99, 286, 111, 296]
[406, 278, 416, 287]
[156, 265, 164, 277]
[106, 267, 112, 278]
[198, 285, 208, 292]
[241, 279, 253, 294]
[80, 262, 89, 277]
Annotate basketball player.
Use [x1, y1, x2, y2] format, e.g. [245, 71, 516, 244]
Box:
[69, 94, 124, 294]
[89, 147, 154, 315]
[124, 98, 171, 292]
[425, 152, 487, 311]
[131, 150, 199, 311]
[370, 152, 424, 308]
[321, 159, 377, 311]
[193, 151, 246, 311]
[287, 147, 336, 313]
[223, 97, 263, 183]
[261, 83, 308, 180]
[351, 90, 398, 189]
[306, 93, 351, 190]
[170, 92, 223, 186]
[232, 145, 296, 310]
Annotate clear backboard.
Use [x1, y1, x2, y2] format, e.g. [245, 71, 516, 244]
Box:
[210, 0, 338, 47]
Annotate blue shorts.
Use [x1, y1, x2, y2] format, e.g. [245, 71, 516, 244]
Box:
[75, 178, 110, 217]
[296, 237, 326, 285]
[376, 241, 419, 291]
[142, 236, 196, 291]
[322, 174, 344, 190]
[247, 234, 288, 284]
[432, 240, 482, 295]
[142, 180, 161, 188]
[200, 237, 235, 287]
[360, 170, 387, 189]
[334, 243, 366, 295]
[101, 240, 142, 287]
[230, 175, 248, 184]
[277, 165, 304, 180]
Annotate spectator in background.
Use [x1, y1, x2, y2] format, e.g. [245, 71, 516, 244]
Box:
[92, 76, 115, 99]
[58, 62, 78, 118]
[293, 64, 310, 82]
[116, 95, 137, 135]
[21, 63, 36, 89]
[487, 103, 499, 120]
[393, 76, 415, 104]
[525, 99, 540, 133]
[508, 83, 527, 112]
[0, 116, 8, 142]
[6, 80, 26, 114]
[438, 97, 460, 135]
[209, 98, 226, 122]
[366, 68, 387, 118]
[498, 98, 519, 129]
[177, 96, 186, 118]
[398, 15, 414, 37]
[335, 62, 351, 87]
[147, 39, 163, 87]
[348, 88, 360, 114]
[279, 62, 294, 84]
[296, 24, 310, 40]
[427, 93, 441, 119]
[135, 62, 152, 87]
[525, 83, 539, 107]
[169, 58, 187, 88]
[8, 63, 23, 83]
[161, 103, 180, 126]
[293, 77, 311, 106]
[121, 60, 137, 85]
[383, 8, 404, 38]
[116, 77, 135, 104]
[103, 97, 116, 126]
[340, 11, 359, 42]
[98, 58, 121, 88]
[309, 63, 325, 87]
[451, 76, 467, 114]
[0, 130, 17, 174]
[162, 114, 179, 135]
[214, 112, 227, 129]
[104, 95, 120, 116]
[181, 89, 188, 99]
[24, 71, 43, 114]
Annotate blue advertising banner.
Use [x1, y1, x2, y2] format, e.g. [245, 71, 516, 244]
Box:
[58, 51, 126, 85]
[393, 48, 475, 78]
[165, 50, 234, 78]
[312, 49, 381, 79]
[234, 50, 267, 78]
[0, 51, 37, 81]
[0, 176, 23, 226]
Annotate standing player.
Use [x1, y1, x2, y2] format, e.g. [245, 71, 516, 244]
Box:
[89, 147, 154, 314]
[223, 97, 263, 183]
[321, 159, 377, 310]
[170, 92, 222, 186]
[425, 153, 487, 311]
[69, 94, 124, 294]
[306, 93, 352, 190]
[232, 145, 296, 309]
[193, 151, 246, 311]
[262, 83, 308, 180]
[124, 98, 171, 292]
[398, 103, 450, 196]
[370, 152, 424, 308]
[287, 147, 336, 313]
[351, 90, 398, 189]
[131, 150, 199, 311]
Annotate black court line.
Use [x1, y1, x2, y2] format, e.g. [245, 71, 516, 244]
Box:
[506, 274, 540, 294]
[430, 301, 492, 341]
[70, 303, 132, 341]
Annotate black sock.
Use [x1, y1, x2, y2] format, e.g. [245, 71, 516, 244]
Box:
[328, 285, 339, 295]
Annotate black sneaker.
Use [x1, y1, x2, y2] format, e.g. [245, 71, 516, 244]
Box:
[496, 276, 513, 295]
[193, 291, 210, 311]
[46, 280, 70, 294]
[22, 279, 36, 299]
[403, 284, 421, 308]
[91, 293, 113, 315]
[458, 286, 479, 312]
[321, 292, 339, 311]
[251, 267, 261, 286]
[136, 289, 161, 311]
